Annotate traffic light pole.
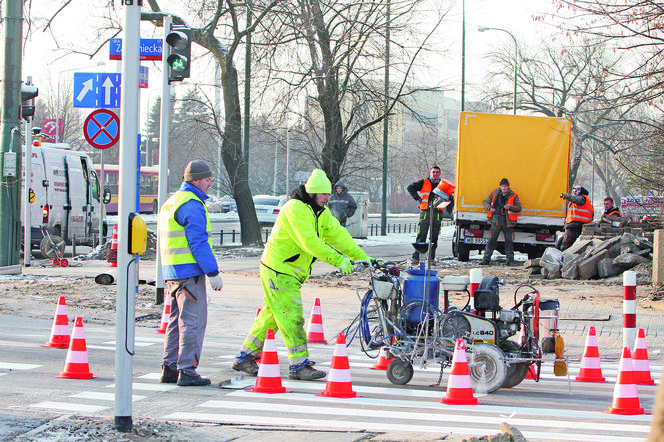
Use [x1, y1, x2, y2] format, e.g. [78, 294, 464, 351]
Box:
[22, 82, 33, 267]
[114, 0, 140, 433]
[155, 15, 172, 305]
[0, 0, 23, 270]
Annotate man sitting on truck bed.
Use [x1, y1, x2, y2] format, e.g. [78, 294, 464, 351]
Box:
[480, 178, 521, 266]
[558, 185, 594, 251]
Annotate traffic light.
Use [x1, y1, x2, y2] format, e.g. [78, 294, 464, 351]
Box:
[166, 26, 191, 82]
[21, 84, 38, 121]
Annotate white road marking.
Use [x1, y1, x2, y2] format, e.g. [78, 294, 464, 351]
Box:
[69, 391, 145, 401]
[29, 401, 108, 413]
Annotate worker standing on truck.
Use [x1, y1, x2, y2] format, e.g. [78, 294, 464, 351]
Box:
[480, 178, 521, 266]
[232, 169, 374, 381]
[558, 185, 594, 251]
[407, 166, 454, 265]
[159, 160, 224, 387]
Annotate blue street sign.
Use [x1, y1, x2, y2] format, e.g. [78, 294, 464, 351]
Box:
[73, 73, 121, 109]
[110, 38, 163, 61]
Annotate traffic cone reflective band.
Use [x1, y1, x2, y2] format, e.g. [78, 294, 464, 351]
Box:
[57, 316, 95, 379]
[250, 329, 288, 394]
[157, 302, 170, 334]
[320, 333, 356, 398]
[107, 224, 118, 268]
[632, 328, 655, 385]
[441, 339, 478, 405]
[42, 296, 70, 348]
[371, 346, 395, 370]
[607, 347, 644, 415]
[575, 326, 605, 382]
[306, 298, 327, 344]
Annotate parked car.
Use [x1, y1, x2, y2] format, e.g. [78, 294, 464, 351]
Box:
[220, 196, 237, 213]
[253, 194, 285, 227]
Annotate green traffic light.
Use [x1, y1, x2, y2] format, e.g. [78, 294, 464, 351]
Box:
[172, 58, 186, 72]
[167, 54, 188, 72]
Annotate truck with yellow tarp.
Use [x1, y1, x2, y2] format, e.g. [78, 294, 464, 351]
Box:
[453, 112, 571, 261]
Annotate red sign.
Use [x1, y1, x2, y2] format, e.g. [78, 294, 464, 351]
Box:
[83, 109, 120, 150]
[41, 119, 62, 141]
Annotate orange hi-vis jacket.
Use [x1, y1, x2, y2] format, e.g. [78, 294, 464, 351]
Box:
[418, 179, 450, 211]
[487, 192, 519, 222]
[566, 197, 594, 224]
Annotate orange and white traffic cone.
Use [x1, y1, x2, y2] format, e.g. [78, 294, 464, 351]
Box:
[250, 329, 289, 394]
[441, 339, 478, 405]
[607, 347, 644, 415]
[42, 296, 70, 348]
[306, 298, 327, 344]
[632, 328, 655, 385]
[57, 316, 95, 379]
[157, 302, 170, 334]
[575, 326, 606, 382]
[371, 346, 394, 370]
[320, 333, 357, 398]
[107, 224, 118, 268]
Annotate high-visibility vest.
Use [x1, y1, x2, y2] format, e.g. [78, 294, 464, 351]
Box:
[159, 191, 213, 265]
[487, 192, 519, 222]
[604, 208, 620, 217]
[566, 197, 594, 224]
[417, 179, 447, 211]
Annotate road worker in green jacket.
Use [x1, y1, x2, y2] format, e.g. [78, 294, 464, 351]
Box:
[233, 169, 373, 380]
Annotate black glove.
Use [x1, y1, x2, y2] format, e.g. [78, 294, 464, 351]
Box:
[560, 193, 572, 200]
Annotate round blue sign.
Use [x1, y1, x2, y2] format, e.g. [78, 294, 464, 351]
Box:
[84, 109, 120, 149]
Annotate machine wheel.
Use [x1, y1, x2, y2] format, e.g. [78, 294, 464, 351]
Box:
[386, 359, 414, 385]
[441, 310, 471, 341]
[60, 259, 69, 267]
[39, 235, 65, 259]
[469, 343, 507, 393]
[500, 340, 529, 388]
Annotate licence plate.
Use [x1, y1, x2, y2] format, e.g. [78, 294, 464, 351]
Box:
[465, 237, 489, 245]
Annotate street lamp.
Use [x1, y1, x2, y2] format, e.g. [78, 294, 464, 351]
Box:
[56, 61, 105, 143]
[478, 26, 518, 114]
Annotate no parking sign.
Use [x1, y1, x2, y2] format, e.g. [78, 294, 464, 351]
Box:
[83, 109, 120, 149]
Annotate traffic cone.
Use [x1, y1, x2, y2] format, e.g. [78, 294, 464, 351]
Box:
[632, 329, 655, 385]
[306, 298, 327, 344]
[320, 333, 357, 398]
[157, 302, 170, 334]
[525, 364, 536, 379]
[57, 316, 95, 379]
[371, 346, 395, 370]
[42, 296, 70, 348]
[607, 347, 644, 415]
[250, 329, 289, 394]
[441, 339, 478, 405]
[575, 326, 606, 382]
[107, 224, 118, 268]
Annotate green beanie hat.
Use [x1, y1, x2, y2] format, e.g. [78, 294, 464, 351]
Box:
[305, 168, 332, 194]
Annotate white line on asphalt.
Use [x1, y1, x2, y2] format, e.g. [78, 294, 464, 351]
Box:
[69, 391, 145, 401]
[0, 362, 41, 370]
[28, 401, 108, 413]
[107, 380, 177, 391]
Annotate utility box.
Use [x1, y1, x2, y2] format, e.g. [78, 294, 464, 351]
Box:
[346, 191, 368, 238]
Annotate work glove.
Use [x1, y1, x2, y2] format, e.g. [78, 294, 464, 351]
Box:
[368, 256, 378, 266]
[208, 274, 224, 291]
[560, 193, 572, 200]
[339, 258, 354, 275]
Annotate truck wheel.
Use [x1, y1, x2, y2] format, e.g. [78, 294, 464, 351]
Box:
[457, 244, 470, 262]
[387, 359, 414, 385]
[469, 343, 507, 393]
[500, 340, 528, 388]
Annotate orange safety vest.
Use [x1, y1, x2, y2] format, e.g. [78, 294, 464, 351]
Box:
[487, 192, 519, 222]
[605, 208, 620, 217]
[566, 197, 594, 224]
[418, 179, 441, 210]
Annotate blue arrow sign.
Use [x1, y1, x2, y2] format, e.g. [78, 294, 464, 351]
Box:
[73, 73, 121, 109]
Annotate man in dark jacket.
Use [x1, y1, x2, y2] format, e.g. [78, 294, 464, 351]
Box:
[407, 166, 443, 265]
[558, 185, 594, 251]
[480, 178, 521, 266]
[327, 181, 357, 227]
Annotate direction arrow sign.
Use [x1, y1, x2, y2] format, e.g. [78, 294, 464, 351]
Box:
[73, 73, 121, 108]
[83, 109, 120, 149]
[110, 38, 163, 60]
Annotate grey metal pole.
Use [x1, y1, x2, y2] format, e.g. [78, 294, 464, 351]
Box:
[114, 0, 140, 433]
[99, 150, 105, 247]
[285, 128, 290, 193]
[156, 15, 172, 305]
[243, 2, 251, 176]
[23, 80, 33, 267]
[478, 26, 518, 114]
[214, 62, 221, 198]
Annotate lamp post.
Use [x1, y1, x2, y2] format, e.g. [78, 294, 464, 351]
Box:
[55, 61, 105, 143]
[478, 26, 518, 114]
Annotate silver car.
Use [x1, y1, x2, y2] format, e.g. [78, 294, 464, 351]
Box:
[253, 194, 286, 227]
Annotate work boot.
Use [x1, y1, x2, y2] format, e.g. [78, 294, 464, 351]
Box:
[160, 364, 178, 384]
[177, 370, 211, 387]
[289, 361, 326, 381]
[231, 359, 259, 376]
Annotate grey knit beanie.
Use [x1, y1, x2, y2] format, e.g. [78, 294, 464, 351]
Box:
[183, 160, 212, 182]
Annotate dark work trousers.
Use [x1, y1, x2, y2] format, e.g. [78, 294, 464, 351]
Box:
[163, 275, 208, 376]
[558, 222, 583, 251]
[412, 209, 443, 260]
[482, 216, 514, 263]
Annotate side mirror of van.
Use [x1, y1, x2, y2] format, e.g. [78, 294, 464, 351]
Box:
[103, 188, 112, 204]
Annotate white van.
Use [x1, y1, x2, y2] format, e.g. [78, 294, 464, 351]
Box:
[22, 141, 106, 251]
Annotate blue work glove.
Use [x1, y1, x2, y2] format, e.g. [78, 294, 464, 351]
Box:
[339, 258, 354, 275]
